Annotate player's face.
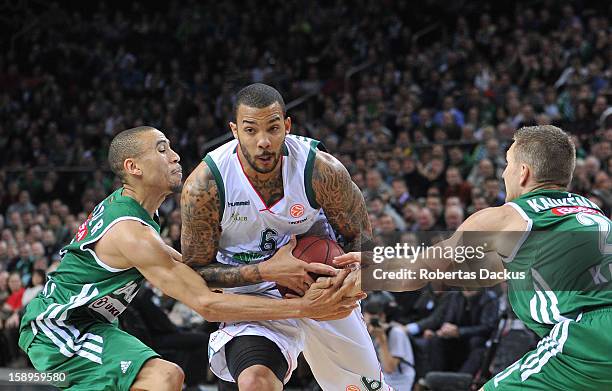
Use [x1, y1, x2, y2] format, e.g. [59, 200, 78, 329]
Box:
[138, 130, 182, 193]
[230, 103, 290, 174]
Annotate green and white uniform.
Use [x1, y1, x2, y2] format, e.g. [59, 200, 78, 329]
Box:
[485, 189, 612, 390]
[206, 135, 390, 390]
[19, 188, 160, 390]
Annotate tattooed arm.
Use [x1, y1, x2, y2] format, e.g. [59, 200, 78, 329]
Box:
[181, 161, 338, 292]
[311, 152, 375, 252]
[181, 162, 262, 288]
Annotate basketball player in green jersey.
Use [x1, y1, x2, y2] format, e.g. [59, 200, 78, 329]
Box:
[336, 125, 612, 390]
[18, 126, 363, 391]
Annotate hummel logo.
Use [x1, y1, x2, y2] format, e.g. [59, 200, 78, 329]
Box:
[227, 200, 250, 207]
[121, 360, 132, 374]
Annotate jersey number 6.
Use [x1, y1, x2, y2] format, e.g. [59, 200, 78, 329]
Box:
[259, 228, 278, 252]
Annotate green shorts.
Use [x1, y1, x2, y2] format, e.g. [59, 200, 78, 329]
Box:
[19, 321, 159, 391]
[484, 308, 612, 390]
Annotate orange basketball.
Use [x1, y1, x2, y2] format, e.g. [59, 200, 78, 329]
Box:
[276, 236, 344, 296]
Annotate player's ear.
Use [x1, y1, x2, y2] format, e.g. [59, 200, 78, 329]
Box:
[229, 122, 238, 140]
[519, 163, 529, 187]
[284, 116, 291, 135]
[124, 158, 143, 177]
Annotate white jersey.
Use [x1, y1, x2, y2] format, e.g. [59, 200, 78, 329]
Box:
[205, 134, 391, 390]
[204, 134, 333, 294]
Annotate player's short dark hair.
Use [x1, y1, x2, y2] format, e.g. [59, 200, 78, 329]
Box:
[108, 126, 154, 183]
[513, 125, 576, 187]
[234, 83, 285, 118]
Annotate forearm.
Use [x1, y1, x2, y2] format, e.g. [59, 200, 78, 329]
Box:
[200, 292, 304, 322]
[377, 342, 399, 373]
[195, 262, 264, 288]
[152, 261, 303, 322]
[458, 324, 492, 339]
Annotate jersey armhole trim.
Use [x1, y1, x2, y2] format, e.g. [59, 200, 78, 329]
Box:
[79, 216, 157, 272]
[304, 140, 320, 209]
[501, 202, 533, 263]
[204, 154, 226, 220]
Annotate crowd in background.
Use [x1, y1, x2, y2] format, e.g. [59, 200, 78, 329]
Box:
[1, 0, 611, 389]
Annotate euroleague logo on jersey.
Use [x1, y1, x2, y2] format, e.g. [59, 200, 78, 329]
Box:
[290, 203, 305, 218]
[76, 222, 89, 241]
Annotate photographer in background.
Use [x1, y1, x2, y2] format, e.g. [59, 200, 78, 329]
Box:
[364, 299, 415, 390]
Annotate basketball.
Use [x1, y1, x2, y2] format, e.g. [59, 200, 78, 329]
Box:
[277, 236, 344, 296]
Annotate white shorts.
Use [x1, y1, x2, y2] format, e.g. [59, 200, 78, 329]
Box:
[208, 304, 394, 390]
[208, 317, 304, 384]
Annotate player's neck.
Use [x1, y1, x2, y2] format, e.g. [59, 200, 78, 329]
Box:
[121, 185, 167, 216]
[244, 164, 282, 183]
[522, 183, 567, 195]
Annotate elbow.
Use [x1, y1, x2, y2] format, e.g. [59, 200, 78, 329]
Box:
[382, 360, 398, 374]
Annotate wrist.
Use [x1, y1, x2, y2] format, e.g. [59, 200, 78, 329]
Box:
[258, 261, 272, 282]
[294, 297, 309, 317]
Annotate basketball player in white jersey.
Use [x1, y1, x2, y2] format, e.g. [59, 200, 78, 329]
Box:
[181, 84, 390, 391]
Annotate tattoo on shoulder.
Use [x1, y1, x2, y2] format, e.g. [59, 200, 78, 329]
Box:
[181, 163, 221, 266]
[311, 153, 374, 252]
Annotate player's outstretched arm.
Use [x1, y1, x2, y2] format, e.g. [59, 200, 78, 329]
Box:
[100, 220, 362, 322]
[311, 152, 375, 253]
[334, 205, 528, 290]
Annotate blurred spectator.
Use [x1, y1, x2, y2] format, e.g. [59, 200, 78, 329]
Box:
[369, 196, 406, 232]
[467, 158, 499, 189]
[378, 214, 401, 244]
[389, 178, 411, 215]
[483, 177, 506, 207]
[364, 300, 415, 390]
[21, 269, 46, 307]
[7, 243, 33, 286]
[403, 158, 430, 199]
[0, 272, 25, 366]
[363, 169, 393, 202]
[419, 290, 499, 375]
[444, 167, 472, 206]
[0, 271, 9, 306]
[444, 206, 465, 230]
[401, 202, 420, 231]
[414, 207, 443, 232]
[2, 273, 25, 316]
[425, 196, 445, 227]
[7, 191, 36, 216]
[0, 242, 9, 267]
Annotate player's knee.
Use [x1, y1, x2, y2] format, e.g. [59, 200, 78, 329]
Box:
[237, 365, 281, 391]
[158, 361, 185, 390]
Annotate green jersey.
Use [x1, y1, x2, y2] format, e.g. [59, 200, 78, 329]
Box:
[19, 188, 160, 363]
[506, 189, 612, 337]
